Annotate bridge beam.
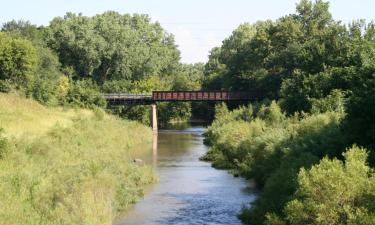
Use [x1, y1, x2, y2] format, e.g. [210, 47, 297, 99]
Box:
[151, 104, 158, 133]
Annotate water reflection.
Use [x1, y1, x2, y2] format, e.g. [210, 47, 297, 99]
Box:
[153, 133, 158, 166]
[116, 125, 256, 225]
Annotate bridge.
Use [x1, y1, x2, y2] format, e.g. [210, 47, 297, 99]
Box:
[103, 91, 264, 132]
[103, 91, 262, 105]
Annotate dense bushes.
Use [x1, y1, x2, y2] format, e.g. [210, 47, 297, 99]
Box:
[205, 95, 375, 224]
[269, 146, 375, 225]
[66, 79, 106, 108]
[344, 67, 375, 161]
[202, 2, 375, 223]
[0, 30, 105, 108]
[0, 96, 155, 225]
[0, 32, 37, 91]
[203, 100, 348, 224]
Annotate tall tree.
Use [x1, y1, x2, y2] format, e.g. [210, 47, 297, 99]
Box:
[48, 11, 180, 84]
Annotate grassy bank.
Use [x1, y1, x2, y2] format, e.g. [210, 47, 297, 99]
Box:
[0, 94, 156, 225]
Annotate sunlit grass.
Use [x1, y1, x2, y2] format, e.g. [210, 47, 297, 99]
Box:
[0, 93, 156, 225]
[0, 93, 93, 138]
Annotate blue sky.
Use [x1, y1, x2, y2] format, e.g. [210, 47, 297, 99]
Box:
[0, 0, 374, 63]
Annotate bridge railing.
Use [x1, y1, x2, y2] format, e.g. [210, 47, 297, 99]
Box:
[103, 91, 264, 103]
[152, 91, 261, 101]
[103, 93, 152, 100]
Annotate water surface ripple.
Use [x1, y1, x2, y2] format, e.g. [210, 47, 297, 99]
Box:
[116, 125, 256, 225]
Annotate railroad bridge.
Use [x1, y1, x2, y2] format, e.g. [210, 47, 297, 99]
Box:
[103, 91, 263, 132]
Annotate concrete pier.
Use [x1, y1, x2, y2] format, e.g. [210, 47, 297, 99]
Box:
[151, 104, 158, 133]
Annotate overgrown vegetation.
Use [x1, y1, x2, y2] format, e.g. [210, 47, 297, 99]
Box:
[202, 0, 375, 224]
[1, 0, 374, 224]
[0, 10, 206, 225]
[203, 101, 348, 224]
[0, 94, 156, 225]
[0, 13, 205, 124]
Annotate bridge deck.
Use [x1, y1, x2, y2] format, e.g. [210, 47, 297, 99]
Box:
[152, 91, 257, 101]
[104, 91, 262, 105]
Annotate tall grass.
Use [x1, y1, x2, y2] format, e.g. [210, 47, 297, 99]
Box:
[0, 94, 156, 225]
[0, 93, 92, 138]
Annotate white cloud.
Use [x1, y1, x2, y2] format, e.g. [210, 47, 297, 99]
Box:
[172, 26, 222, 64]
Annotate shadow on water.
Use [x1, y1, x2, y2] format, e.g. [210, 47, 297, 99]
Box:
[116, 123, 256, 225]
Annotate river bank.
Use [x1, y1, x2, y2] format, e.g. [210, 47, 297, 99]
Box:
[202, 102, 349, 224]
[0, 94, 156, 225]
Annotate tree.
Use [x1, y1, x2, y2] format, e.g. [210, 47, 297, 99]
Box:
[48, 11, 180, 84]
[1, 20, 48, 45]
[0, 32, 37, 90]
[344, 66, 375, 162]
[202, 0, 358, 110]
[1, 20, 66, 105]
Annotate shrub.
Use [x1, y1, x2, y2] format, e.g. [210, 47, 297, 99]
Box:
[203, 101, 347, 224]
[310, 89, 347, 114]
[269, 146, 375, 225]
[66, 79, 106, 108]
[0, 32, 37, 91]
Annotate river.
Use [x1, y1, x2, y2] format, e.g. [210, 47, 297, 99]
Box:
[115, 124, 256, 225]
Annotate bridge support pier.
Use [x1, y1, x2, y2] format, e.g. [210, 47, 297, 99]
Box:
[151, 104, 158, 133]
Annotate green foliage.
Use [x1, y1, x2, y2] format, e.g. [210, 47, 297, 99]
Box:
[310, 89, 346, 114]
[103, 76, 168, 124]
[0, 79, 14, 93]
[174, 63, 204, 91]
[48, 12, 180, 84]
[269, 146, 375, 225]
[158, 101, 192, 124]
[202, 0, 374, 117]
[66, 79, 106, 108]
[2, 20, 66, 105]
[0, 32, 37, 90]
[102, 64, 203, 124]
[0, 96, 155, 225]
[344, 66, 375, 158]
[102, 75, 170, 94]
[0, 15, 204, 124]
[30, 46, 64, 106]
[1, 20, 48, 45]
[204, 100, 347, 224]
[257, 101, 285, 125]
[1, 21, 66, 106]
[202, 3, 375, 222]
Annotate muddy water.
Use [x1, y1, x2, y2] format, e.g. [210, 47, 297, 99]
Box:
[116, 124, 256, 225]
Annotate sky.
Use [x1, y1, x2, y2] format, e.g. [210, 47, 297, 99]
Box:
[0, 0, 374, 64]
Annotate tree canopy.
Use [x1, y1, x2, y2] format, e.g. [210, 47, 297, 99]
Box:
[48, 11, 180, 84]
[203, 0, 374, 113]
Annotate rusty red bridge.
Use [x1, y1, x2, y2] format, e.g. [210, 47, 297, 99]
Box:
[103, 91, 264, 132]
[104, 91, 263, 105]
